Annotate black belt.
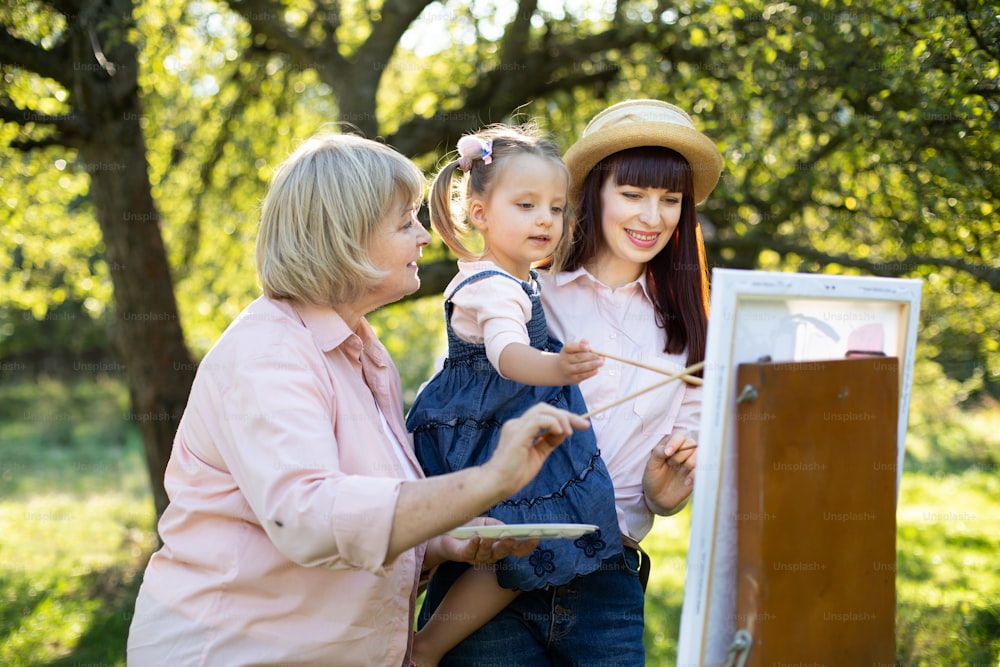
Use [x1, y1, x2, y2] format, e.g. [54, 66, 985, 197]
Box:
[622, 535, 651, 592]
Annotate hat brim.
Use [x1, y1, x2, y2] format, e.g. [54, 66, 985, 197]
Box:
[563, 121, 723, 204]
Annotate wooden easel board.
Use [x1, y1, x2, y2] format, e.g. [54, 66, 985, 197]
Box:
[735, 358, 898, 665]
[677, 269, 921, 666]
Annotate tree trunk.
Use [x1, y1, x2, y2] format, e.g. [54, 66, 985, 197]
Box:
[79, 134, 194, 523]
[70, 1, 194, 523]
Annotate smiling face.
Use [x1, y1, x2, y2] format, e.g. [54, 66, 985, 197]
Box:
[590, 175, 683, 287]
[469, 153, 568, 279]
[364, 194, 432, 310]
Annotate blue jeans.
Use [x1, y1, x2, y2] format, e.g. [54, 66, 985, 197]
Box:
[419, 549, 645, 666]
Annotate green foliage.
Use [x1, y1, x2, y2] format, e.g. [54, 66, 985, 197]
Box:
[895, 469, 1000, 665]
[0, 129, 110, 327]
[0, 493, 147, 667]
[132, 0, 339, 354]
[1, 5, 998, 659]
[905, 345, 999, 476]
[0, 378, 133, 490]
[612, 0, 1000, 397]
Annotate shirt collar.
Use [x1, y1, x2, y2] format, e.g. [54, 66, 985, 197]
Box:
[547, 266, 655, 304]
[277, 298, 389, 367]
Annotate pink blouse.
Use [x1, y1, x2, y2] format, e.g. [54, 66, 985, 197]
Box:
[127, 296, 425, 666]
[539, 268, 702, 542]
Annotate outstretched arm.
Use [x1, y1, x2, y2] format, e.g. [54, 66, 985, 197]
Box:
[451, 276, 602, 387]
[497, 339, 604, 386]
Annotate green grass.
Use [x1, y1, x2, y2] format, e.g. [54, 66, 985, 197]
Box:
[0, 379, 155, 667]
[0, 376, 997, 666]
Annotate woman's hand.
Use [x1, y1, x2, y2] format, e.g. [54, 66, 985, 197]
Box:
[390, 404, 587, 562]
[642, 431, 697, 515]
[426, 517, 539, 570]
[483, 403, 590, 498]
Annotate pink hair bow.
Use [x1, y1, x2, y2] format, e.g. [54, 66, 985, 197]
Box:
[457, 136, 493, 171]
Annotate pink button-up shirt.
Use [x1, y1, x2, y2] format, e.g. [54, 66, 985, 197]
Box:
[539, 268, 701, 542]
[127, 296, 425, 666]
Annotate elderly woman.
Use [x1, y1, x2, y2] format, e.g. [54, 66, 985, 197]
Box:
[126, 133, 587, 666]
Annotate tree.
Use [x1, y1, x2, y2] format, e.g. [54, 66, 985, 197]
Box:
[680, 0, 1000, 387]
[231, 0, 997, 387]
[1, 0, 194, 519]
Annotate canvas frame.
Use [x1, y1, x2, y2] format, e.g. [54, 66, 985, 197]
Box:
[677, 268, 922, 666]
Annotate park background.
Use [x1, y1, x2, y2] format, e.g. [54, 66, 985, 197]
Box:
[1, 0, 998, 664]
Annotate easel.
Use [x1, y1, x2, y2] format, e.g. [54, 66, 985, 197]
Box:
[729, 357, 898, 666]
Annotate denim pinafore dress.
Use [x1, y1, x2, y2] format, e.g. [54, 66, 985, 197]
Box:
[406, 269, 622, 590]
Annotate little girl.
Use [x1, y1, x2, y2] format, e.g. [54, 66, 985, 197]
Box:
[407, 125, 623, 666]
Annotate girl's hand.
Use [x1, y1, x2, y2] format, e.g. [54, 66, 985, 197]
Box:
[642, 431, 697, 515]
[558, 339, 603, 384]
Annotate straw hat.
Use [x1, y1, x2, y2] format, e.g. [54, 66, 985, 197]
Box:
[562, 99, 723, 204]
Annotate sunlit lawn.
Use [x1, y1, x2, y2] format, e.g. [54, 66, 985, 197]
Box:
[0, 379, 997, 665]
[0, 380, 156, 667]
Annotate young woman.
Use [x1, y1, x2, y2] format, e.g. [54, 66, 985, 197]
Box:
[543, 98, 722, 536]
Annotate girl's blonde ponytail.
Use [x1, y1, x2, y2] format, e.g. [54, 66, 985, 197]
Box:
[428, 159, 478, 260]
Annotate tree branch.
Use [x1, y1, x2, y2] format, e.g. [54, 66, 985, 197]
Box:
[356, 0, 434, 69]
[176, 60, 265, 272]
[387, 18, 665, 157]
[0, 101, 87, 133]
[227, 0, 343, 70]
[9, 133, 75, 151]
[498, 0, 537, 66]
[0, 24, 74, 87]
[44, 0, 84, 19]
[387, 68, 620, 156]
[317, 0, 341, 36]
[0, 101, 88, 150]
[950, 0, 1000, 62]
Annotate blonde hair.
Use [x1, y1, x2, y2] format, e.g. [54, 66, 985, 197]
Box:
[428, 124, 571, 262]
[255, 133, 424, 306]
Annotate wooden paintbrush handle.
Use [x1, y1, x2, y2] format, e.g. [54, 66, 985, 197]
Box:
[581, 361, 706, 419]
[592, 350, 703, 386]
